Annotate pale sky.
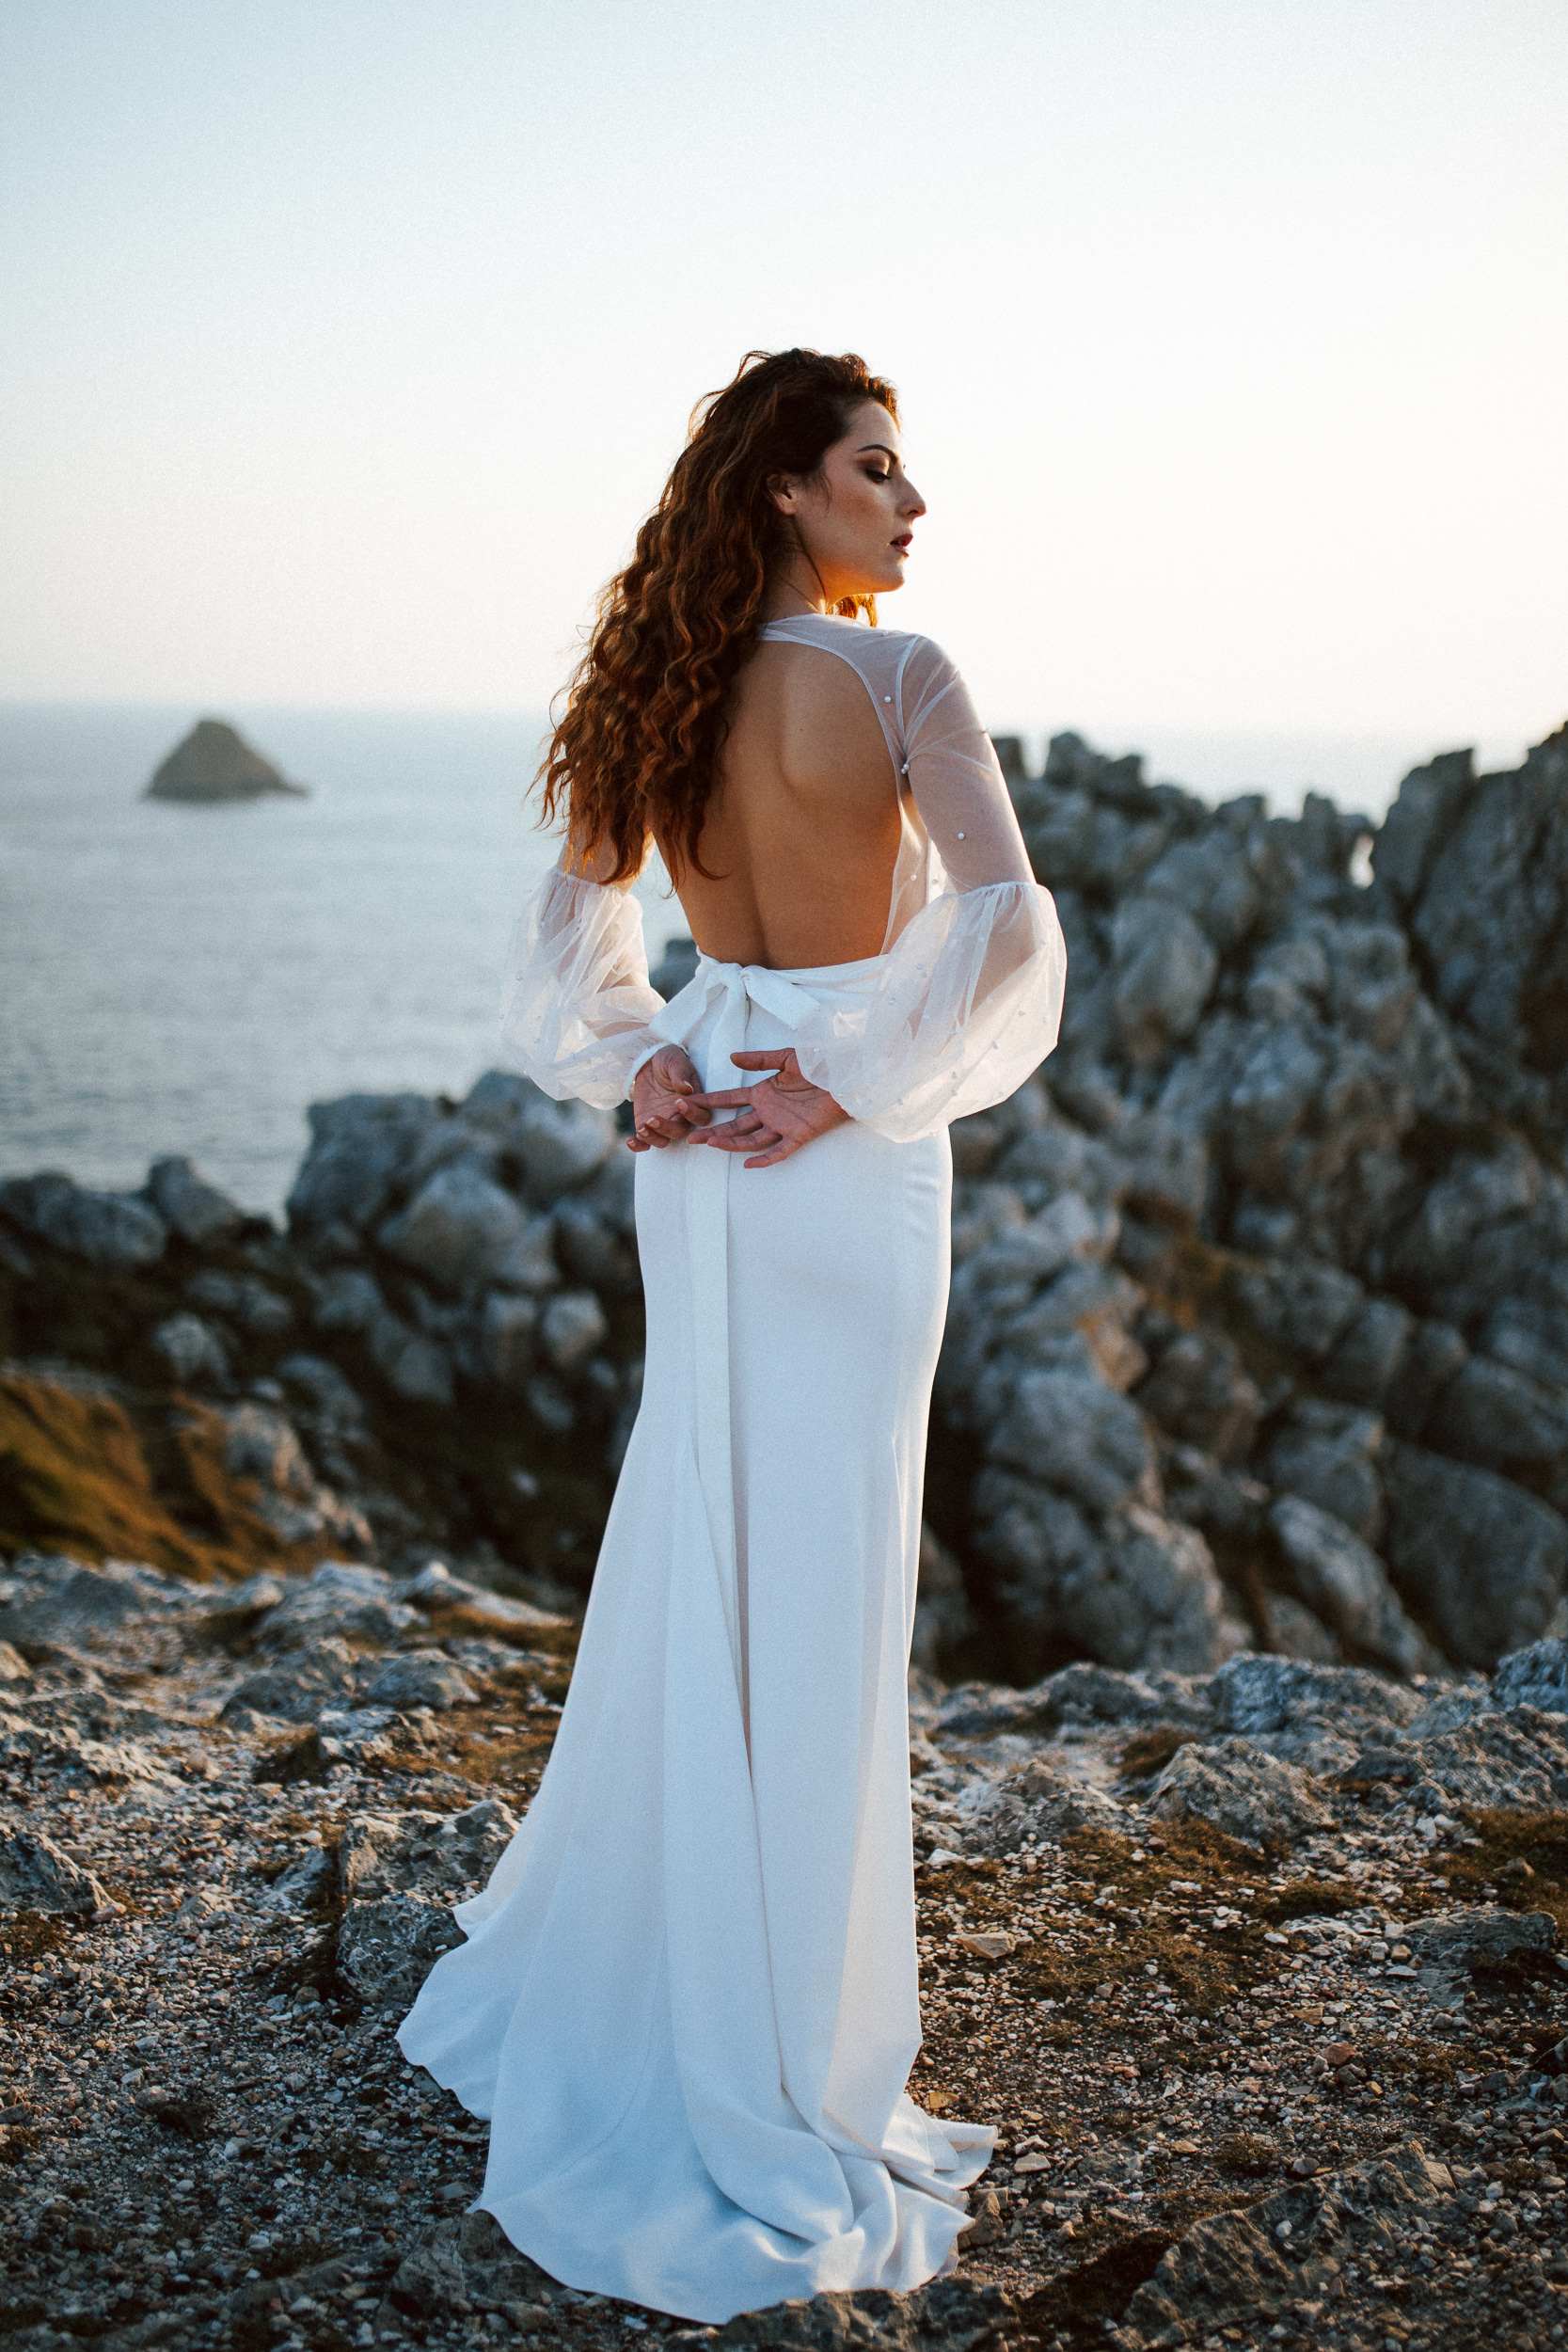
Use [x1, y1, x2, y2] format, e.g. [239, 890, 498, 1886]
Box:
[2, 0, 1564, 753]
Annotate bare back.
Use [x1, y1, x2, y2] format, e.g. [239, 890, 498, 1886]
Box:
[671, 641, 904, 971]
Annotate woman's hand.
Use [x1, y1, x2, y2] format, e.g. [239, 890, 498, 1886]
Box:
[687, 1048, 848, 1169]
[627, 1045, 711, 1151]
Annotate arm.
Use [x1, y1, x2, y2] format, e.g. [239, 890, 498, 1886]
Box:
[500, 855, 705, 1138]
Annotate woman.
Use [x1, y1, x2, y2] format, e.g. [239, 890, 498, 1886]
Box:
[398, 348, 1066, 2323]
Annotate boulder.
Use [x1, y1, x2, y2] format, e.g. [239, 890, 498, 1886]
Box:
[1493, 1636, 1568, 1714]
[1118, 2139, 1458, 2349]
[537, 1289, 609, 1374]
[150, 1312, 230, 1389]
[1265, 1399, 1385, 1542]
[1402, 1706, 1568, 1815]
[363, 1651, 478, 1712]
[1136, 1329, 1264, 1463]
[1210, 1652, 1426, 1741]
[1405, 1904, 1558, 1987]
[1145, 1735, 1335, 1851]
[0, 1172, 166, 1270]
[1382, 1443, 1568, 1667]
[143, 717, 307, 803]
[378, 1160, 529, 1295]
[0, 1827, 112, 1916]
[1228, 1255, 1364, 1365]
[143, 1155, 247, 1245]
[250, 1561, 419, 1654]
[458, 1072, 614, 1199]
[336, 1889, 464, 2008]
[1425, 1354, 1568, 1477]
[987, 1365, 1156, 1515]
[1111, 895, 1219, 1062]
[220, 1637, 358, 1724]
[286, 1092, 439, 1241]
[1267, 1494, 1440, 1677]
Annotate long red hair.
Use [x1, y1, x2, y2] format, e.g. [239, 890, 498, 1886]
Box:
[536, 347, 899, 882]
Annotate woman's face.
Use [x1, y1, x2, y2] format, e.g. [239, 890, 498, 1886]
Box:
[771, 400, 927, 602]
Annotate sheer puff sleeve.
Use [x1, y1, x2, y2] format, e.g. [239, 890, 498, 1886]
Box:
[499, 865, 666, 1109]
[788, 635, 1067, 1144]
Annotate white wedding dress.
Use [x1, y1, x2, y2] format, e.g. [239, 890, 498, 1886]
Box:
[397, 614, 1067, 2324]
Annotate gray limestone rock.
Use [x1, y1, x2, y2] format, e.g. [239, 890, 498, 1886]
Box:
[1402, 1706, 1568, 1815]
[715, 2277, 1013, 2352]
[965, 1756, 1126, 1853]
[386, 2212, 556, 2327]
[1228, 1254, 1365, 1365]
[1407, 723, 1568, 1072]
[537, 1288, 609, 1374]
[1118, 2139, 1459, 2349]
[1492, 1636, 1568, 1713]
[220, 1637, 358, 1724]
[1259, 1590, 1342, 1663]
[987, 1364, 1156, 1515]
[363, 1650, 478, 1712]
[1265, 1398, 1385, 1542]
[1425, 1353, 1568, 1477]
[0, 1552, 190, 1661]
[1405, 1903, 1558, 1985]
[1382, 1442, 1568, 1667]
[335, 1889, 465, 2009]
[459, 1071, 615, 1200]
[1144, 1733, 1335, 1851]
[250, 1562, 419, 1654]
[1111, 895, 1219, 1063]
[1210, 1651, 1425, 1740]
[1321, 1293, 1415, 1406]
[0, 1827, 112, 1916]
[0, 1171, 167, 1270]
[221, 1402, 371, 1550]
[1266, 1494, 1440, 1677]
[378, 1160, 529, 1296]
[150, 1311, 230, 1389]
[286, 1091, 440, 1241]
[1135, 1329, 1264, 1463]
[143, 1154, 247, 1246]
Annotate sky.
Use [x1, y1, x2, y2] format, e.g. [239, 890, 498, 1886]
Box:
[1, 0, 1565, 765]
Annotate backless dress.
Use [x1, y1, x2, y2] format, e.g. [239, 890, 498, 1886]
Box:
[397, 615, 1067, 2323]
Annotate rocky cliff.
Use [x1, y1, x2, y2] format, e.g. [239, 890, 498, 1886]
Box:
[8, 722, 1568, 1691]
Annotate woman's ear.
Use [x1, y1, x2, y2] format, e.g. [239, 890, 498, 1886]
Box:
[767, 472, 799, 516]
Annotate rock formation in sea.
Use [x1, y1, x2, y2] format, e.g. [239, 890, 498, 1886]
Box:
[143, 718, 309, 803]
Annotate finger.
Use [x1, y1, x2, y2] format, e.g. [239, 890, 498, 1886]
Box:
[700, 1123, 783, 1153]
[686, 1087, 757, 1110]
[727, 1050, 789, 1071]
[742, 1139, 798, 1168]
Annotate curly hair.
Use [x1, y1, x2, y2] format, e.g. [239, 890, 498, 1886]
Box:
[535, 346, 899, 883]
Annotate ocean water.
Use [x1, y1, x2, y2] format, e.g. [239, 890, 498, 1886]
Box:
[0, 702, 1516, 1219]
[0, 703, 692, 1217]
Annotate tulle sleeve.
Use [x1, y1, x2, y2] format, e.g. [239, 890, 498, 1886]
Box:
[499, 865, 667, 1108]
[789, 636, 1067, 1143]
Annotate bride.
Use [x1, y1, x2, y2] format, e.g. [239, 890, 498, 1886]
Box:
[398, 347, 1067, 2323]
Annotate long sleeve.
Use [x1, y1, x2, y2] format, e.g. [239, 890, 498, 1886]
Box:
[499, 865, 667, 1108]
[788, 635, 1066, 1142]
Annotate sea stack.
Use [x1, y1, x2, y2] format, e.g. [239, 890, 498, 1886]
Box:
[143, 717, 308, 803]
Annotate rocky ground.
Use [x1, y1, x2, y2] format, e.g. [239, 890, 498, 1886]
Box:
[5, 1550, 1568, 2352]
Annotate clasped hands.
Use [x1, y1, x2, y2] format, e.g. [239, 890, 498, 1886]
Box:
[627, 1044, 847, 1170]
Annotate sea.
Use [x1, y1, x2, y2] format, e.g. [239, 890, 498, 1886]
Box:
[0, 702, 1522, 1220]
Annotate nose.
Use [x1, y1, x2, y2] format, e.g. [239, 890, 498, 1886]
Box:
[900, 478, 927, 519]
